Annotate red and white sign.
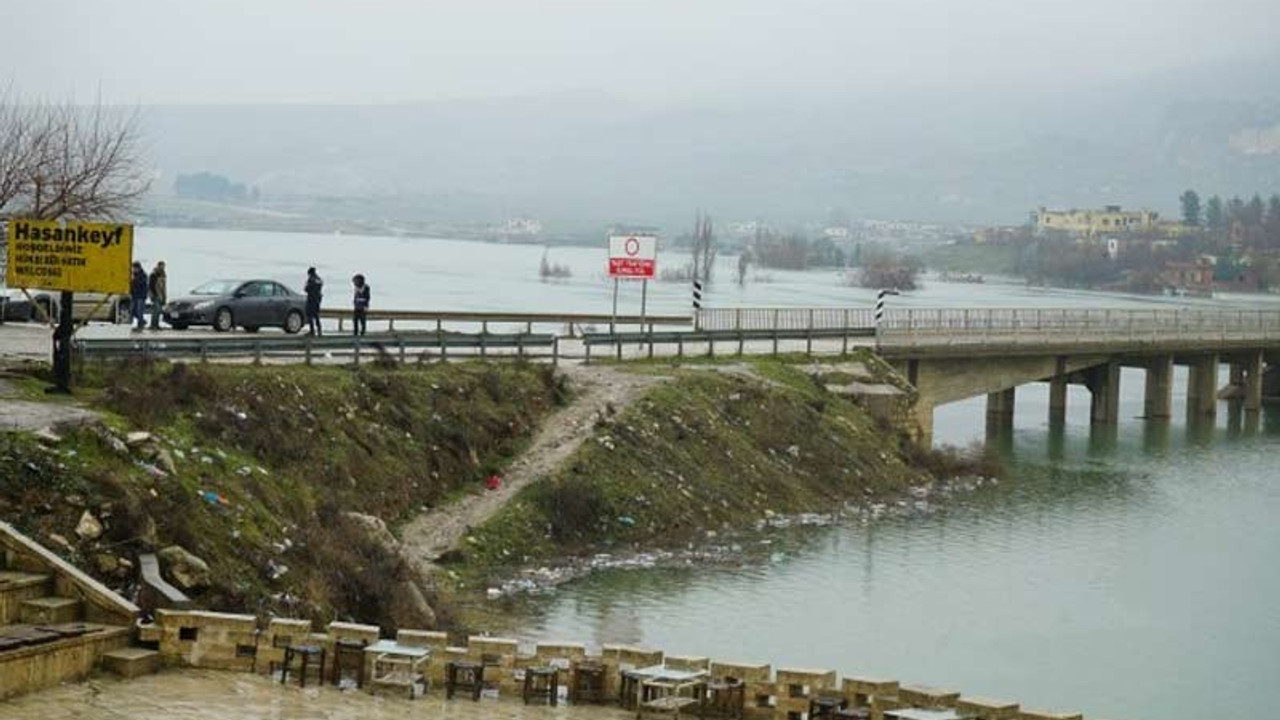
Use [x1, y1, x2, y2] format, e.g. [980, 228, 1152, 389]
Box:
[608, 234, 657, 278]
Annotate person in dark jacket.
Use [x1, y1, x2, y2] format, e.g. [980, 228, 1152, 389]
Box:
[129, 262, 148, 331]
[352, 273, 370, 336]
[147, 261, 167, 330]
[304, 267, 323, 336]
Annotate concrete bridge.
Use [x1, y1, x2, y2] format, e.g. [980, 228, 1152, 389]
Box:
[863, 308, 1280, 443]
[46, 305, 1280, 445]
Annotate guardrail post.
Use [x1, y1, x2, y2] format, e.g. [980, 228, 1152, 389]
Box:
[482, 320, 489, 335]
[616, 336, 623, 361]
[552, 336, 560, 366]
[200, 340, 208, 364]
[253, 340, 262, 365]
[517, 335, 524, 359]
[354, 338, 361, 367]
[842, 309, 850, 356]
[389, 318, 395, 332]
[305, 337, 312, 366]
[438, 333, 446, 362]
[648, 330, 655, 359]
[480, 333, 487, 359]
[772, 309, 780, 355]
[338, 317, 345, 332]
[399, 338, 406, 364]
[585, 341, 592, 365]
[677, 335, 684, 359]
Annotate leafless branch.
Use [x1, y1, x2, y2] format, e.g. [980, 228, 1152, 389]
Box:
[0, 91, 150, 222]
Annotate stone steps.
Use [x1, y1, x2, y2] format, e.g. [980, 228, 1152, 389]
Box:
[0, 572, 54, 625]
[101, 647, 161, 678]
[19, 596, 82, 625]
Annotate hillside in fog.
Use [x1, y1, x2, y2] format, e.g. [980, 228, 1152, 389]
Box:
[139, 55, 1280, 230]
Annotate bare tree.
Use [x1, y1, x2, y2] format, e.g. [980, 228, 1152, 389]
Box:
[690, 210, 717, 286]
[0, 91, 150, 222]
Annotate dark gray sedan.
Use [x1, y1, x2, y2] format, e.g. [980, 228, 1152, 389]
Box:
[163, 279, 307, 333]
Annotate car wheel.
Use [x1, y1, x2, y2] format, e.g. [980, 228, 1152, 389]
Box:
[213, 307, 234, 332]
[283, 310, 304, 335]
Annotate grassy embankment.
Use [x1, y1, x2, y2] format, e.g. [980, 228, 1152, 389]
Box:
[0, 360, 566, 630]
[450, 356, 986, 587]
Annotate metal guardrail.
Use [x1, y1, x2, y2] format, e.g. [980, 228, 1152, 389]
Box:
[320, 308, 692, 333]
[582, 327, 876, 361]
[69, 307, 1280, 365]
[76, 331, 560, 365]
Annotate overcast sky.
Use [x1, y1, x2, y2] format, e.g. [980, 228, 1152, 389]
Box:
[2, 0, 1277, 105]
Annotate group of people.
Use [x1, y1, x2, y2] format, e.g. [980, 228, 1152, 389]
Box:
[128, 261, 166, 332]
[303, 268, 372, 337]
[127, 262, 371, 336]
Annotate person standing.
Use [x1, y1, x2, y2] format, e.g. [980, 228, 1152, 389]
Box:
[304, 267, 324, 336]
[129, 262, 148, 332]
[351, 273, 370, 337]
[147, 261, 167, 330]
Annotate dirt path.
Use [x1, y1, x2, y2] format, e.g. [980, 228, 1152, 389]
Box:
[0, 378, 101, 432]
[399, 364, 664, 574]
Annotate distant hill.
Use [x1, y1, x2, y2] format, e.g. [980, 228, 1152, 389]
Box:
[136, 55, 1280, 231]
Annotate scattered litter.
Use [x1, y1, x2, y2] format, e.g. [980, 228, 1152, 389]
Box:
[200, 491, 230, 506]
[484, 475, 502, 491]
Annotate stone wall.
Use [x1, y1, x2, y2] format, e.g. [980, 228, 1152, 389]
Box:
[149, 611, 1088, 720]
[0, 627, 130, 700]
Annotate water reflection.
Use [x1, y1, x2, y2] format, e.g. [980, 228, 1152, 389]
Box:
[513, 373, 1280, 720]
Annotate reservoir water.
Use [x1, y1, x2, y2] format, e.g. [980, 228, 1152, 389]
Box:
[135, 228, 1280, 720]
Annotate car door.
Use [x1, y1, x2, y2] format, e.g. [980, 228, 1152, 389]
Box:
[268, 282, 291, 325]
[234, 282, 272, 326]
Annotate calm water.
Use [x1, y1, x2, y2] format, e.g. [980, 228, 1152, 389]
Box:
[138, 228, 1280, 720]
[134, 227, 1280, 317]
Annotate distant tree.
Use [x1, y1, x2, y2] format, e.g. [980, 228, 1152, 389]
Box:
[736, 249, 751, 287]
[174, 170, 255, 204]
[1228, 196, 1246, 225]
[689, 211, 717, 286]
[1245, 194, 1266, 226]
[1205, 195, 1226, 230]
[1179, 189, 1202, 226]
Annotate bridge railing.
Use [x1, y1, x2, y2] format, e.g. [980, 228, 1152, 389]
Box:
[876, 307, 1280, 344]
[320, 308, 691, 334]
[697, 307, 876, 332]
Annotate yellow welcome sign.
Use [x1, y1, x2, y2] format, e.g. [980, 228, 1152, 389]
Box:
[4, 219, 134, 294]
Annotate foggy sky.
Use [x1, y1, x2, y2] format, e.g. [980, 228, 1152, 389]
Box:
[4, 0, 1278, 105]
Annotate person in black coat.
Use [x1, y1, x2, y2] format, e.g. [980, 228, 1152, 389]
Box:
[129, 262, 148, 331]
[351, 273, 370, 336]
[304, 267, 323, 336]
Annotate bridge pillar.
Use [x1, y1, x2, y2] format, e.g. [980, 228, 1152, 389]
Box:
[1048, 356, 1067, 425]
[1186, 354, 1220, 418]
[914, 403, 935, 448]
[1088, 361, 1121, 425]
[986, 388, 1015, 433]
[1242, 350, 1264, 413]
[1143, 355, 1174, 420]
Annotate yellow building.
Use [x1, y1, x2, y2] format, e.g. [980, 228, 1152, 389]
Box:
[1034, 205, 1160, 237]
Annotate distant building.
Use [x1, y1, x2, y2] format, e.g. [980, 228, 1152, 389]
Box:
[1034, 205, 1160, 237]
[822, 226, 851, 240]
[501, 218, 542, 236]
[1160, 259, 1214, 296]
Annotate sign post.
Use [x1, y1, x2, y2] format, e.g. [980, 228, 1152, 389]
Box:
[874, 288, 899, 351]
[607, 234, 657, 336]
[4, 219, 134, 393]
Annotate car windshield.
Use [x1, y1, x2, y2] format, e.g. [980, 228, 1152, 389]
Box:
[190, 280, 243, 295]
